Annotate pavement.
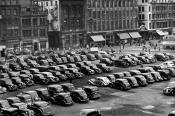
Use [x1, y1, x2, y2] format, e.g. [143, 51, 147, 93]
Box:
[0, 45, 175, 116]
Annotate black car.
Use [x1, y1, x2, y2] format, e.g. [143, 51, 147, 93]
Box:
[129, 70, 142, 76]
[134, 75, 148, 87]
[70, 89, 89, 103]
[19, 74, 34, 86]
[0, 78, 18, 91]
[96, 63, 112, 73]
[74, 55, 82, 62]
[61, 57, 69, 64]
[82, 86, 101, 100]
[33, 74, 50, 85]
[100, 58, 114, 66]
[113, 72, 124, 79]
[80, 66, 95, 75]
[157, 70, 171, 81]
[150, 72, 163, 82]
[111, 79, 131, 91]
[9, 63, 21, 71]
[114, 59, 129, 68]
[80, 55, 88, 61]
[6, 97, 21, 106]
[36, 88, 51, 101]
[61, 83, 76, 92]
[67, 56, 75, 63]
[67, 68, 84, 79]
[123, 77, 139, 88]
[11, 77, 26, 89]
[49, 70, 68, 81]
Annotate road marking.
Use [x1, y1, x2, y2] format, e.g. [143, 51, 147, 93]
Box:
[142, 105, 155, 110]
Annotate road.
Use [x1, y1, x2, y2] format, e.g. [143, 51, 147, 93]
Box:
[0, 46, 175, 116]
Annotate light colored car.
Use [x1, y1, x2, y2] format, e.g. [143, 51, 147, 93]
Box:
[79, 108, 102, 116]
[88, 77, 111, 87]
[159, 61, 175, 69]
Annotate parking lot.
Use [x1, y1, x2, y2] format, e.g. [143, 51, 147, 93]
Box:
[0, 45, 175, 116]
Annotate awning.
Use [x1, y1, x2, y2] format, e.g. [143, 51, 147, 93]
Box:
[156, 30, 167, 36]
[129, 32, 142, 38]
[117, 33, 131, 39]
[90, 35, 105, 42]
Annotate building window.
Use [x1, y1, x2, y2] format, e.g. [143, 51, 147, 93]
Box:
[13, 9, 17, 15]
[40, 41, 46, 49]
[33, 29, 38, 37]
[40, 17, 46, 26]
[7, 9, 10, 15]
[2, 9, 5, 15]
[40, 29, 46, 37]
[142, 7, 144, 12]
[22, 30, 32, 37]
[50, 1, 53, 6]
[118, 1, 121, 7]
[22, 18, 31, 26]
[142, 0, 144, 3]
[55, 1, 58, 5]
[33, 18, 38, 26]
[46, 2, 48, 6]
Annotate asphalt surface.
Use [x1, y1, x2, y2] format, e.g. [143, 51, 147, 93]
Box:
[0, 46, 175, 116]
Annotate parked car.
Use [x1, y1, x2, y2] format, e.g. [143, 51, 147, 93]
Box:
[12, 102, 35, 116]
[0, 65, 10, 73]
[82, 86, 101, 100]
[37, 66, 49, 72]
[19, 74, 34, 86]
[166, 68, 175, 77]
[163, 53, 174, 60]
[154, 53, 169, 61]
[0, 73, 9, 78]
[113, 72, 124, 79]
[106, 75, 116, 83]
[23, 91, 41, 102]
[0, 86, 7, 94]
[16, 94, 33, 106]
[122, 71, 132, 77]
[36, 88, 51, 101]
[80, 55, 88, 61]
[79, 108, 102, 116]
[129, 70, 142, 76]
[123, 77, 139, 88]
[61, 57, 68, 64]
[96, 63, 112, 73]
[0, 78, 18, 91]
[20, 70, 31, 75]
[87, 77, 111, 87]
[122, 58, 137, 66]
[87, 64, 102, 74]
[114, 59, 129, 68]
[163, 81, 175, 96]
[67, 56, 75, 63]
[29, 68, 40, 74]
[67, 63, 79, 69]
[136, 56, 150, 64]
[95, 54, 103, 60]
[70, 89, 89, 103]
[80, 66, 95, 75]
[6, 97, 21, 106]
[8, 71, 20, 78]
[33, 74, 50, 85]
[87, 54, 96, 61]
[74, 56, 82, 62]
[138, 67, 155, 73]
[47, 84, 64, 96]
[61, 83, 76, 92]
[111, 78, 131, 91]
[157, 70, 171, 81]
[100, 58, 114, 66]
[140, 73, 155, 84]
[9, 63, 21, 71]
[54, 58, 63, 65]
[38, 60, 49, 66]
[67, 68, 84, 79]
[11, 77, 26, 89]
[29, 101, 54, 116]
[41, 72, 60, 83]
[134, 75, 148, 87]
[49, 70, 68, 81]
[150, 72, 163, 82]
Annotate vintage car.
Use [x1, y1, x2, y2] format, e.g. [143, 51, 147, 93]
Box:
[11, 77, 26, 89]
[100, 58, 114, 66]
[86, 64, 102, 74]
[29, 68, 40, 74]
[27, 60, 40, 68]
[23, 91, 41, 102]
[164, 53, 174, 59]
[47, 58, 56, 66]
[86, 54, 96, 61]
[159, 61, 175, 69]
[49, 66, 61, 71]
[87, 77, 111, 87]
[134, 75, 148, 87]
[114, 59, 129, 68]
[150, 72, 163, 82]
[38, 60, 49, 66]
[122, 58, 137, 66]
[163, 81, 175, 96]
[79, 108, 102, 116]
[140, 73, 155, 84]
[29, 101, 54, 116]
[113, 72, 124, 79]
[66, 68, 84, 79]
[136, 56, 150, 64]
[17, 94, 33, 106]
[67, 63, 79, 69]
[70, 89, 89, 103]
[49, 70, 68, 81]
[0, 86, 7, 94]
[74, 55, 82, 62]
[149, 65, 162, 71]
[106, 75, 116, 83]
[76, 62, 86, 68]
[166, 68, 175, 77]
[52, 92, 73, 106]
[41, 72, 59, 83]
[111, 78, 131, 91]
[96, 63, 112, 73]
[0, 78, 18, 91]
[144, 55, 157, 63]
[0, 100, 12, 110]
[61, 83, 76, 92]
[19, 74, 34, 86]
[54, 58, 63, 65]
[37, 66, 49, 72]
[138, 67, 155, 73]
[154, 53, 169, 61]
[47, 84, 64, 96]
[157, 70, 171, 81]
[20, 70, 31, 75]
[80, 66, 95, 75]
[9, 63, 21, 71]
[129, 70, 142, 76]
[123, 77, 139, 88]
[12, 102, 35, 116]
[36, 88, 51, 101]
[33, 74, 50, 85]
[8, 71, 20, 78]
[122, 71, 132, 77]
[0, 65, 10, 73]
[80, 55, 88, 61]
[6, 97, 21, 105]
[61, 57, 68, 64]
[82, 86, 101, 100]
[0, 73, 9, 78]
[95, 53, 103, 60]
[67, 56, 75, 63]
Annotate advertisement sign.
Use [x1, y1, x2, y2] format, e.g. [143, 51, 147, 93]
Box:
[47, 2, 60, 31]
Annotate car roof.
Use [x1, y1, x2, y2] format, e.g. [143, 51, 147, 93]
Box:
[34, 101, 48, 107]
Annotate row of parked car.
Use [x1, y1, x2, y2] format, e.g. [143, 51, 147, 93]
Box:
[116, 52, 174, 68]
[88, 64, 175, 91]
[0, 83, 100, 116]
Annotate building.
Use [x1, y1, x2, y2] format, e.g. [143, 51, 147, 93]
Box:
[137, 0, 175, 40]
[0, 0, 48, 50]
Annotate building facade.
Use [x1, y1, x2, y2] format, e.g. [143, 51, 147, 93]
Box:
[137, 0, 175, 39]
[0, 0, 48, 50]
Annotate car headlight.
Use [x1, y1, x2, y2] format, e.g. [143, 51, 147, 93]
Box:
[163, 88, 172, 94]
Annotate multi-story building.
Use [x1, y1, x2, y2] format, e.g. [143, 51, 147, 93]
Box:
[0, 0, 48, 50]
[137, 0, 175, 39]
